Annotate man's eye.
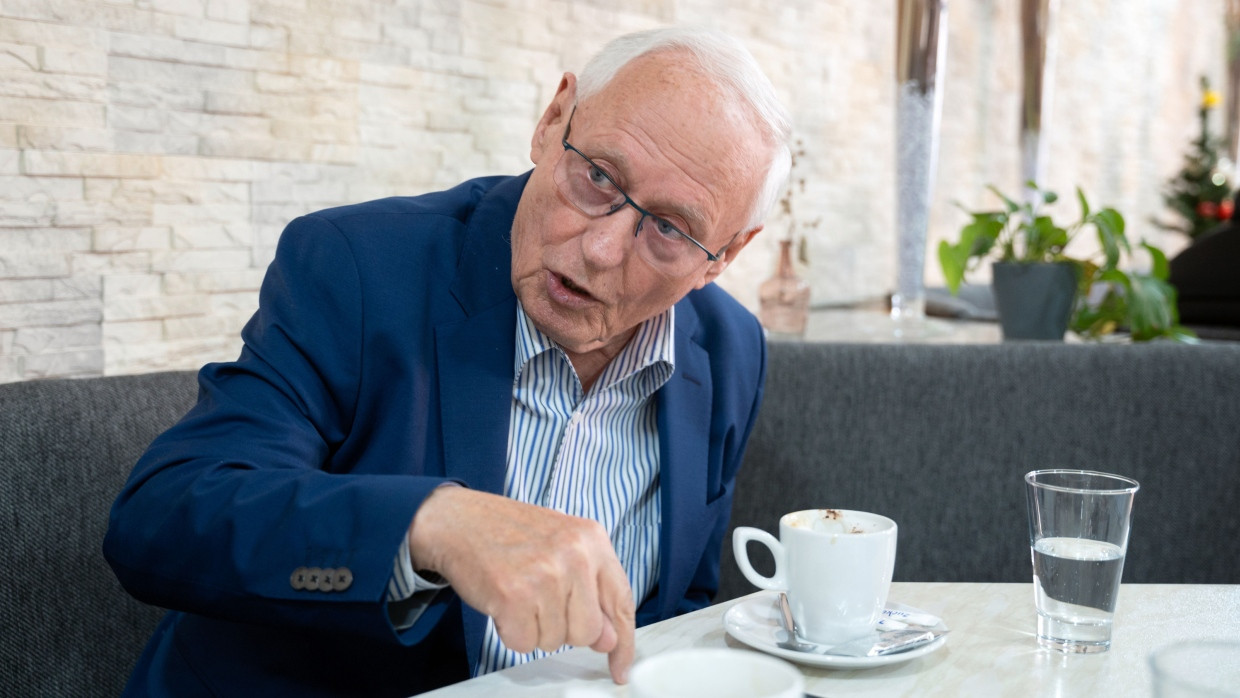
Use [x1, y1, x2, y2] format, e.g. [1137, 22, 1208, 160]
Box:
[587, 165, 616, 191]
[654, 217, 685, 240]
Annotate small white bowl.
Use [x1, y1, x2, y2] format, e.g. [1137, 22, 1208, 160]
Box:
[628, 647, 803, 698]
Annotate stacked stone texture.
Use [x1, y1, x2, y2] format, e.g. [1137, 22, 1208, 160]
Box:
[0, 0, 1225, 382]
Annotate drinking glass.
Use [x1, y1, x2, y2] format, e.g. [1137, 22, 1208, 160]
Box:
[1024, 469, 1139, 653]
[1149, 640, 1240, 697]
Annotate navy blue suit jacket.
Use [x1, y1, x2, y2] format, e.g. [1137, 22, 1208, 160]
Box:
[104, 173, 767, 697]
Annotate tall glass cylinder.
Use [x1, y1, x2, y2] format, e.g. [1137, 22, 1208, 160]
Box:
[1021, 0, 1058, 203]
[1225, 0, 1240, 176]
[893, 0, 948, 322]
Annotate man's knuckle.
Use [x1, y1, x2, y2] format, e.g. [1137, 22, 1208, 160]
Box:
[494, 618, 534, 654]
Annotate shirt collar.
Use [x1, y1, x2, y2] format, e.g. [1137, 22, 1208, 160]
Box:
[514, 303, 676, 392]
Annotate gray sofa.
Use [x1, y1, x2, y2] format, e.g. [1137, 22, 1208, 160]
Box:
[718, 342, 1240, 601]
[1, 371, 198, 697]
[4, 342, 1239, 695]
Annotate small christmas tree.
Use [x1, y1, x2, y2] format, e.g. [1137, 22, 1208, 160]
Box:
[1154, 76, 1235, 240]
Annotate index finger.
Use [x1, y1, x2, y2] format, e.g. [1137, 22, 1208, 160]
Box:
[607, 607, 635, 684]
[596, 534, 636, 683]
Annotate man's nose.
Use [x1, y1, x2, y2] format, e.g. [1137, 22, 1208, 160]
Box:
[580, 204, 639, 270]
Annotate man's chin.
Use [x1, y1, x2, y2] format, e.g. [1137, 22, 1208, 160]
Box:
[539, 324, 603, 354]
[523, 303, 591, 346]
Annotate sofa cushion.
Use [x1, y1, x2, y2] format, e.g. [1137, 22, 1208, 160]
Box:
[0, 371, 198, 697]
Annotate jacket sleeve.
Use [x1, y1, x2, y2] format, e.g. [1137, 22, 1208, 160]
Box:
[103, 213, 457, 646]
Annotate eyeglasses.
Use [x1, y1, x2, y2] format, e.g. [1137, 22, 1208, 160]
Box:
[553, 108, 729, 278]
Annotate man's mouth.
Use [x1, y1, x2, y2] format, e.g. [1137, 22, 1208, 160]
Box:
[560, 274, 593, 299]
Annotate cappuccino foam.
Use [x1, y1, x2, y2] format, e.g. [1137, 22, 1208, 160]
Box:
[788, 509, 877, 534]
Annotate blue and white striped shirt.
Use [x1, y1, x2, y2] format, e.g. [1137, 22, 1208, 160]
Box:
[387, 302, 674, 676]
[475, 302, 674, 674]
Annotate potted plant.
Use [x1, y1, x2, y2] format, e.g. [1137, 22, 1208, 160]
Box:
[938, 183, 1194, 342]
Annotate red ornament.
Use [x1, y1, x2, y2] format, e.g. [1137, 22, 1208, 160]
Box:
[1197, 200, 1219, 218]
[1220, 199, 1234, 221]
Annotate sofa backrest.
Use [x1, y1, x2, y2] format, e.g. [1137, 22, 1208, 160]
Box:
[5, 344, 1238, 686]
[0, 371, 199, 697]
[719, 341, 1240, 602]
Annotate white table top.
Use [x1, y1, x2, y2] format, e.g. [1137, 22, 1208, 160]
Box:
[799, 309, 1003, 344]
[419, 582, 1240, 697]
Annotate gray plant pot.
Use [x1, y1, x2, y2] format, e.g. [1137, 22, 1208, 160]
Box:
[991, 261, 1079, 341]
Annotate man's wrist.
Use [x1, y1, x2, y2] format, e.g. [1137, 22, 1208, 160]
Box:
[406, 482, 464, 579]
[409, 483, 463, 575]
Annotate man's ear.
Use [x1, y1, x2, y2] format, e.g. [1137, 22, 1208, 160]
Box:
[695, 225, 763, 289]
[530, 73, 577, 163]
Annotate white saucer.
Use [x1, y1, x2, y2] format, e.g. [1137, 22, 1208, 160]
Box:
[722, 592, 949, 669]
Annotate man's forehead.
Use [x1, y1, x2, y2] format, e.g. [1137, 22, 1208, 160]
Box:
[571, 78, 764, 234]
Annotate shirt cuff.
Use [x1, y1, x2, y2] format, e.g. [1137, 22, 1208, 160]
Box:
[386, 520, 451, 630]
[385, 482, 458, 630]
[388, 526, 450, 602]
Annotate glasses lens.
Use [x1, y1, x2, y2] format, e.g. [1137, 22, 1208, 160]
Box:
[635, 215, 704, 277]
[556, 147, 623, 215]
[554, 145, 710, 278]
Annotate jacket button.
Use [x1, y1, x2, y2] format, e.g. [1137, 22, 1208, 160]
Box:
[305, 566, 323, 591]
[319, 567, 336, 592]
[290, 567, 308, 590]
[333, 567, 353, 591]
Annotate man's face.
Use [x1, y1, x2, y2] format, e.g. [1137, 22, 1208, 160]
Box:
[511, 50, 768, 362]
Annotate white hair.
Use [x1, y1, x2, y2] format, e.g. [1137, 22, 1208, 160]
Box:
[576, 26, 793, 231]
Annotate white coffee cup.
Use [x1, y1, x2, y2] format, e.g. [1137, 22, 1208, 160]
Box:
[626, 648, 803, 698]
[733, 509, 897, 645]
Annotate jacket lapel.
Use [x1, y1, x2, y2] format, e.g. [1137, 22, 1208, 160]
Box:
[436, 173, 527, 494]
[434, 173, 527, 674]
[435, 303, 515, 497]
[649, 299, 715, 621]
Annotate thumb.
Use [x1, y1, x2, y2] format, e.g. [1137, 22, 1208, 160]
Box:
[589, 618, 618, 653]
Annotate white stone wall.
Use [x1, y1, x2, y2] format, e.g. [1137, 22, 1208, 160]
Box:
[0, 0, 1226, 382]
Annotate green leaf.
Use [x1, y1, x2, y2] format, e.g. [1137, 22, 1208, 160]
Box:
[1076, 187, 1091, 219]
[965, 217, 1003, 256]
[986, 185, 1020, 214]
[969, 212, 1007, 252]
[1025, 215, 1068, 261]
[1070, 287, 1124, 339]
[938, 240, 967, 294]
[1166, 327, 1201, 343]
[1075, 258, 1101, 287]
[1092, 208, 1128, 269]
[940, 215, 1004, 293]
[972, 210, 1007, 225]
[1127, 274, 1177, 339]
[1096, 207, 1126, 237]
[1143, 241, 1170, 281]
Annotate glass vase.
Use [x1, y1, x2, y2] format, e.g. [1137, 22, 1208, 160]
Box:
[759, 239, 810, 338]
[893, 0, 948, 323]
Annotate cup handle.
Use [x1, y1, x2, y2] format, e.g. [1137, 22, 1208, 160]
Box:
[732, 526, 786, 590]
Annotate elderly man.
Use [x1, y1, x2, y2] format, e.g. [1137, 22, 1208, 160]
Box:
[105, 25, 790, 697]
